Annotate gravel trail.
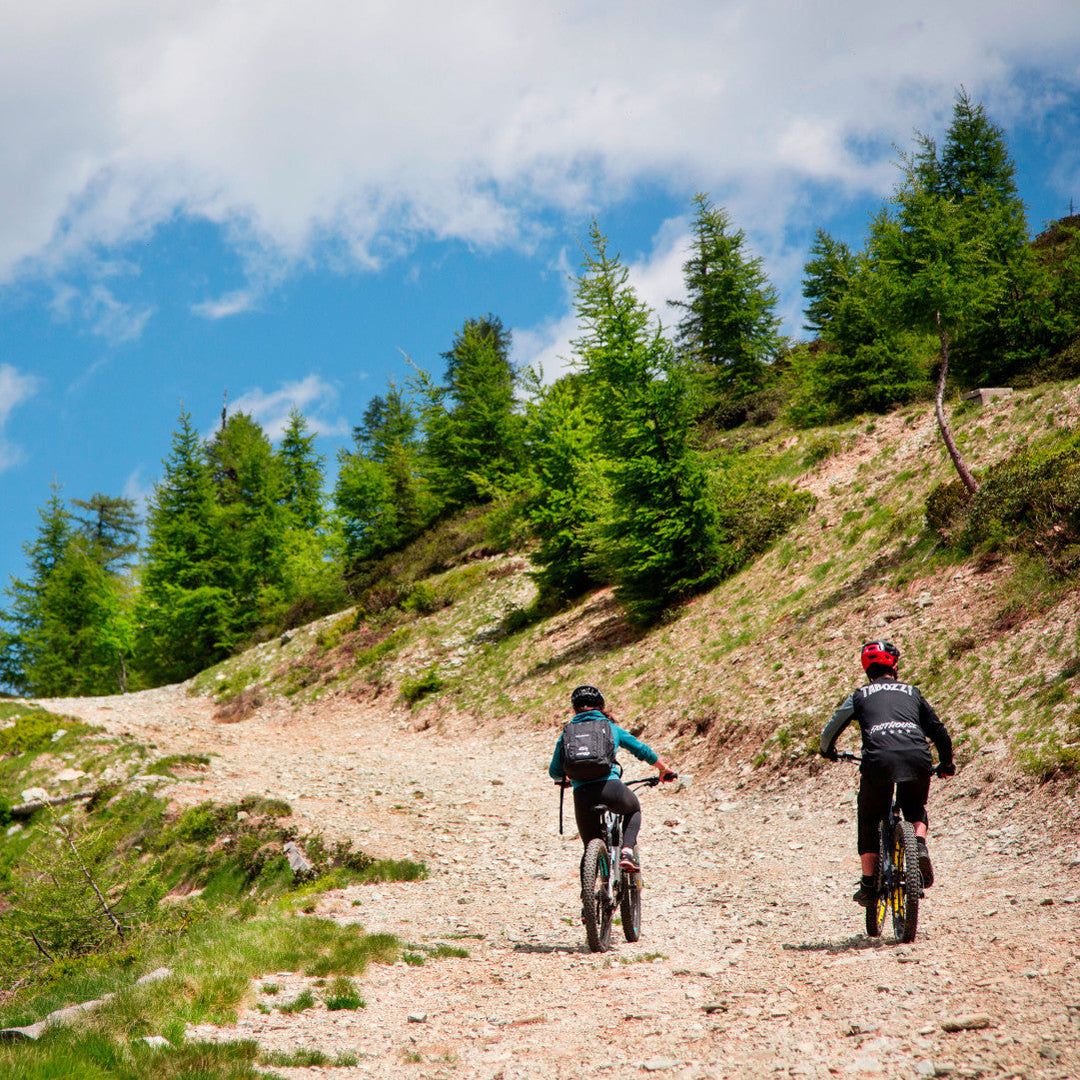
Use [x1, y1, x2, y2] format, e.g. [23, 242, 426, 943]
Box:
[36, 687, 1080, 1080]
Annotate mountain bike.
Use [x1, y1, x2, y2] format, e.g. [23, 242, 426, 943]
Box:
[578, 775, 674, 953]
[838, 753, 921, 943]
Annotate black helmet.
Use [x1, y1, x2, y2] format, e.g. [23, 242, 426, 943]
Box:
[571, 684, 604, 711]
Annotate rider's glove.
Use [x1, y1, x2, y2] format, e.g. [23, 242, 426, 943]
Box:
[821, 748, 839, 762]
[936, 761, 956, 777]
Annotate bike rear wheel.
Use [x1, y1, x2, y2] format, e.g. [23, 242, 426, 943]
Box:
[581, 839, 613, 952]
[620, 850, 641, 942]
[891, 821, 920, 943]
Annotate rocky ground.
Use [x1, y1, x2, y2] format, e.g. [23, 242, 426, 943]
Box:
[32, 684, 1080, 1080]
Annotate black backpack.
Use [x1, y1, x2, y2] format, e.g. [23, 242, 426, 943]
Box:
[560, 717, 616, 782]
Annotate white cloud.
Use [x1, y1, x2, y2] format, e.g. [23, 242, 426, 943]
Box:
[514, 218, 693, 383]
[0, 364, 40, 472]
[191, 289, 257, 319]
[225, 374, 347, 440]
[51, 280, 153, 343]
[1, 1, 1079, 315]
[122, 465, 154, 529]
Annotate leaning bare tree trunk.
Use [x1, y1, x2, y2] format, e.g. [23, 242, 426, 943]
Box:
[935, 312, 979, 494]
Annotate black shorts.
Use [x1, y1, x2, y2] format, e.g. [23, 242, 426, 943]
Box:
[857, 771, 931, 855]
[572, 778, 642, 849]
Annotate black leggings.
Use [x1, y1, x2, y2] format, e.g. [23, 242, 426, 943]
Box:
[857, 772, 931, 855]
[572, 778, 642, 849]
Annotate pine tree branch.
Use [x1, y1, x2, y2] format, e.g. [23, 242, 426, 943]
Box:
[58, 825, 126, 940]
[28, 930, 53, 961]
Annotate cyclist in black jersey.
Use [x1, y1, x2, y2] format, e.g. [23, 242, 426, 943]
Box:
[820, 641, 955, 905]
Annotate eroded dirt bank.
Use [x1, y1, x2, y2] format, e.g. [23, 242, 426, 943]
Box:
[35, 686, 1080, 1080]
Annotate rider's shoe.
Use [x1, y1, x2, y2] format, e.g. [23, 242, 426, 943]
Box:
[852, 878, 876, 906]
[917, 839, 934, 887]
[619, 847, 640, 872]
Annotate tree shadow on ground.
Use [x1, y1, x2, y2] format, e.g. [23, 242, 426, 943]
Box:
[524, 603, 645, 679]
[793, 541, 922, 626]
[782, 935, 890, 954]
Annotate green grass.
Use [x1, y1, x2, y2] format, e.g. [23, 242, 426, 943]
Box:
[0, 1034, 272, 1080]
[144, 754, 210, 778]
[0, 911, 402, 1077]
[278, 987, 316, 1014]
[322, 976, 364, 1011]
[261, 1047, 359, 1068]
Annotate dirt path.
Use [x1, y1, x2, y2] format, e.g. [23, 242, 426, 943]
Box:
[36, 687, 1080, 1080]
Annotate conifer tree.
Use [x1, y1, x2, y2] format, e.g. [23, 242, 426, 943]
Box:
[801, 229, 857, 336]
[1, 486, 129, 695]
[139, 409, 234, 683]
[335, 382, 433, 563]
[908, 89, 1036, 384]
[352, 384, 417, 463]
[278, 409, 324, 530]
[422, 315, 525, 506]
[522, 375, 607, 601]
[206, 411, 288, 621]
[672, 193, 782, 398]
[0, 485, 74, 693]
[788, 249, 932, 426]
[574, 223, 722, 622]
[70, 494, 140, 573]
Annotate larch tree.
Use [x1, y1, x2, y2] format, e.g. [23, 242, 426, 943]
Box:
[574, 222, 722, 623]
[139, 409, 234, 683]
[522, 373, 608, 602]
[278, 409, 325, 531]
[671, 193, 783, 399]
[419, 315, 524, 508]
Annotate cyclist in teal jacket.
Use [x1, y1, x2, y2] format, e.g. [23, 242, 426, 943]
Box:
[549, 684, 675, 870]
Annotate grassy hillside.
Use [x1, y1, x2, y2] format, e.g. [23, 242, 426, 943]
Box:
[192, 379, 1080, 796]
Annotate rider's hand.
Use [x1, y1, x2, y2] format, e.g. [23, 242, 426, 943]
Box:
[656, 760, 677, 782]
[821, 748, 839, 762]
[936, 762, 956, 777]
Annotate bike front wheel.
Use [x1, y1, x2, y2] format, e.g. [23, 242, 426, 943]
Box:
[891, 821, 920, 943]
[581, 839, 613, 952]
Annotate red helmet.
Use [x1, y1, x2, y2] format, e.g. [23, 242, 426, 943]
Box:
[861, 640, 899, 672]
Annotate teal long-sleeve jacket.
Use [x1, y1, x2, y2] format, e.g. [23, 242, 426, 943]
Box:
[548, 710, 658, 789]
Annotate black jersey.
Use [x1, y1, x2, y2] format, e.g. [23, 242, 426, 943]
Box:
[820, 674, 952, 781]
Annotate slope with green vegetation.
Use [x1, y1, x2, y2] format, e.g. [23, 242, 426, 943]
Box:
[189, 375, 1080, 794]
[0, 700, 432, 1078]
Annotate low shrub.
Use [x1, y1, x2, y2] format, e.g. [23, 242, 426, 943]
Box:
[399, 668, 443, 705]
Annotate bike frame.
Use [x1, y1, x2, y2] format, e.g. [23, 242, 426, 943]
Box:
[592, 776, 657, 901]
[837, 752, 924, 943]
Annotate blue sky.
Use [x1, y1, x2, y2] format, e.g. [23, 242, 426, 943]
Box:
[3, 1, 1080, 592]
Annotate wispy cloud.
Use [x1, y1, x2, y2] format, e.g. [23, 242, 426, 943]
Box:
[122, 466, 154, 542]
[51, 281, 153, 343]
[225, 374, 347, 440]
[191, 289, 257, 320]
[0, 364, 40, 472]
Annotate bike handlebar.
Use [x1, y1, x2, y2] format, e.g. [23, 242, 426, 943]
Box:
[555, 773, 678, 789]
[626, 773, 678, 788]
[833, 750, 950, 777]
